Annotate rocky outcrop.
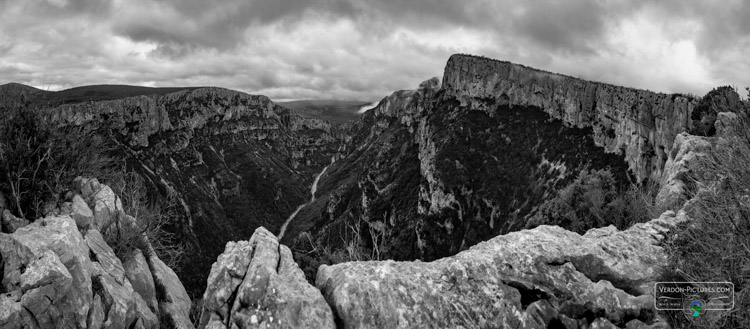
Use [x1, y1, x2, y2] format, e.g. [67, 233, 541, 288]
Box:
[199, 227, 334, 329]
[442, 54, 698, 183]
[0, 178, 193, 329]
[655, 133, 715, 211]
[317, 210, 684, 329]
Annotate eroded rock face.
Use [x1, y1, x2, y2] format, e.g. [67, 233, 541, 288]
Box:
[316, 211, 684, 329]
[199, 227, 334, 329]
[442, 54, 698, 183]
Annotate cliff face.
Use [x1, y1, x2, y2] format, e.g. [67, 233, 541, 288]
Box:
[442, 54, 698, 183]
[293, 71, 633, 267]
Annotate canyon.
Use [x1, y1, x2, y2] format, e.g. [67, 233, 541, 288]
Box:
[1, 53, 747, 328]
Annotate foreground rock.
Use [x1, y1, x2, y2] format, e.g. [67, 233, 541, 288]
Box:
[0, 178, 193, 329]
[199, 227, 334, 329]
[317, 211, 685, 329]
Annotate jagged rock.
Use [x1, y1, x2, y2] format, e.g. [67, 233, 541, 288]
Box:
[132, 293, 160, 329]
[0, 291, 37, 329]
[124, 250, 159, 314]
[715, 111, 742, 137]
[0, 189, 191, 329]
[441, 54, 698, 183]
[148, 253, 194, 329]
[656, 133, 715, 211]
[316, 211, 684, 329]
[75, 177, 127, 233]
[95, 273, 137, 329]
[87, 294, 105, 329]
[70, 195, 94, 229]
[86, 229, 126, 284]
[1, 215, 93, 327]
[19, 250, 72, 328]
[1, 209, 29, 233]
[200, 227, 334, 329]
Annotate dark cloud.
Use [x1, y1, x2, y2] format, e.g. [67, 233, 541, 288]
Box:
[511, 0, 609, 54]
[0, 0, 748, 102]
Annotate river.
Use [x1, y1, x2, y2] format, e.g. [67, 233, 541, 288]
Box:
[277, 160, 332, 240]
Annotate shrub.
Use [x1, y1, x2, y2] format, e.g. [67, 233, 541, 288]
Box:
[0, 106, 118, 219]
[106, 171, 186, 270]
[526, 169, 658, 233]
[663, 118, 750, 328]
[0, 105, 185, 270]
[690, 86, 744, 136]
[293, 217, 391, 283]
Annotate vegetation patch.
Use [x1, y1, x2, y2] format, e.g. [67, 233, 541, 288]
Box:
[663, 117, 750, 328]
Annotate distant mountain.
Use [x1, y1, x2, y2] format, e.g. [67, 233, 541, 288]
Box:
[277, 99, 372, 124]
[1, 82, 206, 107]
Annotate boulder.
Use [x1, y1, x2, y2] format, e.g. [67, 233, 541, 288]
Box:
[199, 227, 335, 329]
[19, 250, 73, 328]
[148, 252, 194, 329]
[124, 249, 159, 314]
[70, 195, 94, 229]
[85, 229, 126, 284]
[75, 177, 125, 232]
[316, 212, 685, 329]
[0, 291, 37, 329]
[1, 215, 94, 327]
[1, 209, 29, 233]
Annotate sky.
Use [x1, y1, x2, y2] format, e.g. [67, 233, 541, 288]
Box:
[0, 0, 748, 102]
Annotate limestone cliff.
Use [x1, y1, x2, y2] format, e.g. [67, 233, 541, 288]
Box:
[294, 69, 633, 265]
[442, 54, 698, 183]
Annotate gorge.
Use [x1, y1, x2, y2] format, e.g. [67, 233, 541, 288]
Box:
[1, 53, 747, 328]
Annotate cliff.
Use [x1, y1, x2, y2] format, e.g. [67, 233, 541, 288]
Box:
[442, 54, 698, 182]
[209, 114, 721, 329]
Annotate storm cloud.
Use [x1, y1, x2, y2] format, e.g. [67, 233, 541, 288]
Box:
[0, 0, 747, 101]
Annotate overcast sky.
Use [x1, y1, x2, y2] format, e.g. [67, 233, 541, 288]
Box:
[0, 0, 748, 101]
